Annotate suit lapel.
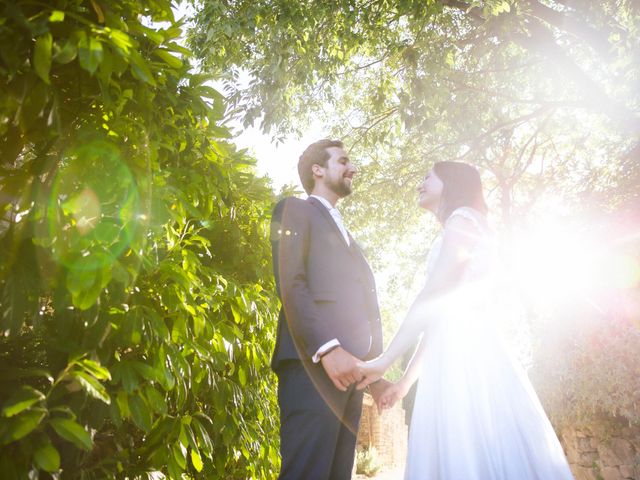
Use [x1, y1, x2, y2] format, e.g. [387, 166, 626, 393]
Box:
[307, 197, 351, 248]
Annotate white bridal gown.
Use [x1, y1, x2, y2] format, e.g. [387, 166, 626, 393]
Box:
[404, 207, 574, 480]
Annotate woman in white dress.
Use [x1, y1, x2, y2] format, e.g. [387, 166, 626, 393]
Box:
[357, 161, 574, 480]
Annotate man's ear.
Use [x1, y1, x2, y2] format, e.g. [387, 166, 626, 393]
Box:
[311, 163, 324, 178]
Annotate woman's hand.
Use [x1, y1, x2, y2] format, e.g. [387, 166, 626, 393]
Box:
[356, 356, 390, 390]
[377, 379, 411, 411]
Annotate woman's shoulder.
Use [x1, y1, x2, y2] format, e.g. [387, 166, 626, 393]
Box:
[445, 206, 487, 229]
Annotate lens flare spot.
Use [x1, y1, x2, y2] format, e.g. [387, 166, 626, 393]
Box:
[62, 187, 101, 235]
[42, 138, 143, 271]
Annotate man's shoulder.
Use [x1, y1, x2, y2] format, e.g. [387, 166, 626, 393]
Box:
[273, 196, 313, 216]
[271, 196, 314, 229]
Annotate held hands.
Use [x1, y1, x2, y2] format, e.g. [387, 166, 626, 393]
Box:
[320, 346, 363, 391]
[355, 355, 389, 390]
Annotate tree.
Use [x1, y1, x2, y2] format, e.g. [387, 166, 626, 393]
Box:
[0, 0, 279, 477]
[190, 0, 640, 427]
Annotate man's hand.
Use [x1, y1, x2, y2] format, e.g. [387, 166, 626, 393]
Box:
[320, 347, 363, 391]
[367, 378, 392, 414]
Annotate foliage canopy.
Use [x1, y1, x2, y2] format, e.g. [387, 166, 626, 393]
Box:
[1, 0, 279, 477]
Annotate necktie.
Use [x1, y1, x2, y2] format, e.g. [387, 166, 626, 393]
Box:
[330, 208, 350, 246]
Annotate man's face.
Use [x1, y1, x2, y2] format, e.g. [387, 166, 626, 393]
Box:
[317, 146, 357, 197]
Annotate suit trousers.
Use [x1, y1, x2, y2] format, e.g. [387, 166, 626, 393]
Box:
[276, 360, 364, 480]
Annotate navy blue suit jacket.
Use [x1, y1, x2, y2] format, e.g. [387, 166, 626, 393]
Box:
[270, 196, 383, 370]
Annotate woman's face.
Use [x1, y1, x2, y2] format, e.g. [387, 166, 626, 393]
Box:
[417, 169, 443, 211]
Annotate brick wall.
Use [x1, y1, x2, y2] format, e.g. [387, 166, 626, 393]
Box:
[356, 393, 408, 468]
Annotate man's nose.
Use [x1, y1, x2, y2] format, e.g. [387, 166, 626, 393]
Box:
[349, 163, 358, 174]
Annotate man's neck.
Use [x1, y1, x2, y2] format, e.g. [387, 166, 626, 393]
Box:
[310, 187, 339, 207]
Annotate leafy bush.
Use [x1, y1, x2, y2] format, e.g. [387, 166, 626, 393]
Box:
[356, 446, 382, 477]
[0, 0, 279, 477]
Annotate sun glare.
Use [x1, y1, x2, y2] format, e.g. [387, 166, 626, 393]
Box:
[509, 218, 640, 310]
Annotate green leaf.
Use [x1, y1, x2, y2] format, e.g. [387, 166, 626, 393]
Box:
[144, 385, 167, 414]
[108, 29, 133, 54]
[54, 39, 78, 64]
[172, 442, 187, 469]
[191, 449, 203, 472]
[49, 10, 65, 22]
[49, 418, 92, 450]
[34, 439, 60, 472]
[66, 264, 110, 310]
[154, 49, 183, 69]
[191, 417, 213, 458]
[145, 416, 177, 450]
[34, 32, 53, 84]
[115, 391, 130, 419]
[166, 449, 182, 479]
[2, 386, 45, 417]
[129, 51, 156, 86]
[129, 395, 152, 433]
[78, 33, 103, 75]
[77, 359, 111, 381]
[114, 362, 139, 393]
[0, 410, 45, 445]
[71, 371, 110, 404]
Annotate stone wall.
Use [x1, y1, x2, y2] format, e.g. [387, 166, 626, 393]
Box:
[560, 419, 640, 480]
[356, 393, 407, 468]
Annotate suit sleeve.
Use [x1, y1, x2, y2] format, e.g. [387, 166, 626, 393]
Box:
[271, 198, 335, 359]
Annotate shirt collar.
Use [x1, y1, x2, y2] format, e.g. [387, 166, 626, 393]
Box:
[310, 194, 335, 211]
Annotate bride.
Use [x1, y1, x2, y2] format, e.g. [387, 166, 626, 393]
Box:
[357, 161, 574, 479]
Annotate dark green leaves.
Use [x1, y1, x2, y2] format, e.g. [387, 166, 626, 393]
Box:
[1, 386, 45, 417]
[0, 0, 280, 478]
[130, 50, 156, 85]
[34, 32, 53, 83]
[78, 32, 103, 75]
[33, 439, 60, 472]
[49, 418, 92, 451]
[54, 39, 78, 64]
[0, 411, 46, 445]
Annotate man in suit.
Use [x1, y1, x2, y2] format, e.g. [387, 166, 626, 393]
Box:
[270, 139, 387, 479]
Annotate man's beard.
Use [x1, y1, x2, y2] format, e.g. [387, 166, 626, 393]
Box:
[327, 176, 352, 198]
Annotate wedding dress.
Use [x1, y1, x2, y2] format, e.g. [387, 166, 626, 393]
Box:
[404, 207, 574, 479]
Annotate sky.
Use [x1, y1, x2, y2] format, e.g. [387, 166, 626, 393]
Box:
[232, 123, 327, 191]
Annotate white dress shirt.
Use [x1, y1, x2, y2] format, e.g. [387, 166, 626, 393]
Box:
[310, 194, 348, 362]
[310, 194, 350, 246]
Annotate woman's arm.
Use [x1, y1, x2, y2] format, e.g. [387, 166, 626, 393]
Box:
[358, 215, 478, 387]
[399, 337, 427, 388]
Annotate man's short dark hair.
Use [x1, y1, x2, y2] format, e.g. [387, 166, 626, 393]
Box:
[298, 139, 344, 194]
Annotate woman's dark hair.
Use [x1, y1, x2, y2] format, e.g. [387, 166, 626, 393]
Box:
[432, 161, 488, 223]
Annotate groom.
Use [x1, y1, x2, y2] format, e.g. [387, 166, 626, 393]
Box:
[270, 139, 386, 479]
